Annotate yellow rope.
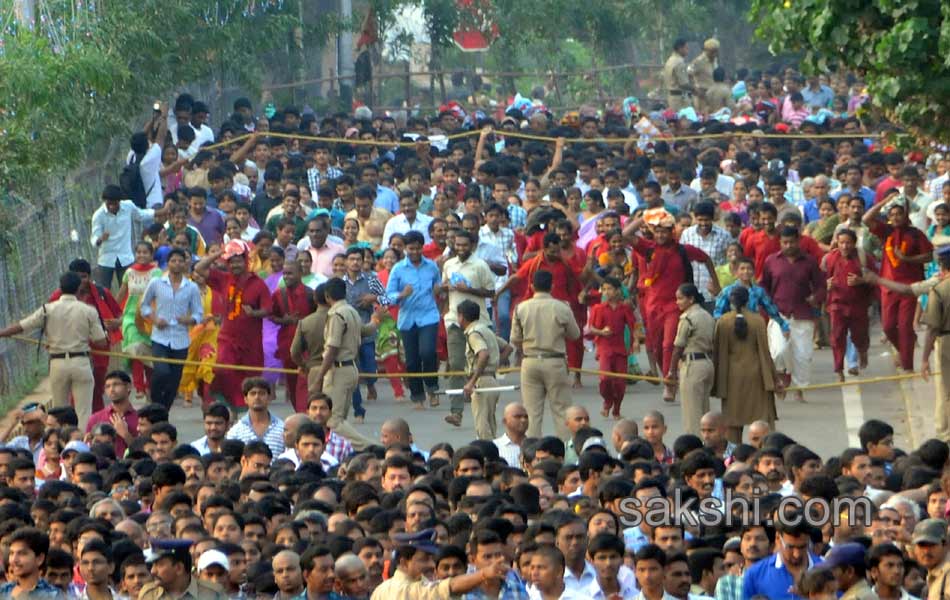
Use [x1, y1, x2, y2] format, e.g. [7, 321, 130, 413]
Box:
[204, 128, 889, 152]
[7, 335, 932, 390]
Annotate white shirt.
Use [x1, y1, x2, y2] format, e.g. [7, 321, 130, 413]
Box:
[930, 173, 949, 198]
[126, 143, 163, 208]
[587, 577, 639, 600]
[191, 436, 216, 456]
[690, 173, 735, 198]
[493, 433, 522, 467]
[564, 562, 599, 595]
[276, 447, 339, 472]
[90, 201, 156, 267]
[381, 212, 433, 248]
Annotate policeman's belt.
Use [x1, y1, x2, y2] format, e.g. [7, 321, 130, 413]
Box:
[523, 352, 565, 359]
[685, 352, 710, 360]
[333, 359, 356, 367]
[668, 90, 691, 96]
[49, 351, 89, 360]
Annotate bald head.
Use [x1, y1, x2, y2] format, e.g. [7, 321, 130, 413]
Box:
[335, 553, 366, 576]
[565, 406, 590, 434]
[381, 418, 411, 447]
[611, 419, 639, 452]
[700, 411, 727, 450]
[502, 403, 529, 439]
[115, 519, 146, 548]
[283, 414, 313, 447]
[274, 550, 301, 566]
[748, 421, 771, 448]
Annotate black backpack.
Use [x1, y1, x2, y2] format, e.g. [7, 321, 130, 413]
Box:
[120, 153, 152, 208]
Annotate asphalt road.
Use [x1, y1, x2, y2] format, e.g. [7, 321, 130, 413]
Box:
[151, 322, 938, 459]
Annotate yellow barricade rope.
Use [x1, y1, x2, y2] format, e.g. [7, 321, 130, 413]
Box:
[204, 129, 890, 152]
[7, 334, 931, 391]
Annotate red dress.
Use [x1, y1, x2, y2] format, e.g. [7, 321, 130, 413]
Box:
[631, 237, 709, 376]
[207, 268, 272, 407]
[824, 250, 873, 372]
[589, 301, 638, 415]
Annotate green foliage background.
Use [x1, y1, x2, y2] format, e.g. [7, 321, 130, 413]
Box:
[750, 0, 950, 141]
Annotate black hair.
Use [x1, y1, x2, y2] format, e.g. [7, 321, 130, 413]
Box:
[729, 285, 750, 339]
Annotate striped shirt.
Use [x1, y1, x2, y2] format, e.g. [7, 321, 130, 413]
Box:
[225, 412, 285, 458]
[307, 165, 343, 193]
[493, 433, 522, 468]
[140, 275, 204, 350]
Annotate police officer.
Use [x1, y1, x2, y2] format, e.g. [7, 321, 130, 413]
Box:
[511, 270, 581, 441]
[663, 38, 692, 111]
[456, 299, 512, 439]
[921, 247, 950, 442]
[139, 539, 227, 600]
[370, 529, 508, 600]
[290, 282, 330, 409]
[668, 283, 716, 435]
[688, 38, 720, 113]
[0, 271, 107, 429]
[310, 277, 377, 451]
[864, 241, 950, 441]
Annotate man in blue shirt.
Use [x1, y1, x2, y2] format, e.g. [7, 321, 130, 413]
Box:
[386, 230, 443, 407]
[743, 516, 820, 600]
[140, 248, 204, 409]
[0, 528, 66, 599]
[835, 163, 876, 210]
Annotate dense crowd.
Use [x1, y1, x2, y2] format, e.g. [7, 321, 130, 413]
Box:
[3, 45, 950, 600]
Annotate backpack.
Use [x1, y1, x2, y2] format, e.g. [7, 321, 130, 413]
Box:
[120, 153, 153, 208]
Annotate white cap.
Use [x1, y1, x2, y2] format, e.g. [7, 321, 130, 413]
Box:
[197, 550, 230, 572]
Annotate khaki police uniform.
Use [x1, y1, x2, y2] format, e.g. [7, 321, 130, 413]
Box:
[511, 292, 581, 440]
[138, 576, 227, 600]
[674, 303, 716, 435]
[840, 579, 877, 600]
[324, 300, 376, 450]
[18, 294, 106, 429]
[464, 321, 501, 440]
[689, 53, 717, 112]
[290, 305, 329, 392]
[443, 254, 496, 418]
[923, 277, 950, 441]
[370, 568, 454, 600]
[927, 559, 950, 600]
[663, 51, 692, 111]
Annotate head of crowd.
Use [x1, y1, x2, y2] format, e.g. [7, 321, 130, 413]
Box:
[4, 386, 950, 600]
[5, 51, 950, 600]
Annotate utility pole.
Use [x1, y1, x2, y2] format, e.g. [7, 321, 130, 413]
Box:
[338, 0, 353, 111]
[15, 0, 35, 29]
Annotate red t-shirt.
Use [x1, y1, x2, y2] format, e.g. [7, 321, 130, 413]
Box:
[799, 234, 825, 263]
[524, 231, 546, 255]
[631, 238, 708, 308]
[589, 301, 637, 356]
[869, 221, 932, 283]
[271, 283, 315, 362]
[207, 269, 272, 348]
[422, 242, 445, 260]
[585, 235, 609, 260]
[85, 405, 138, 457]
[823, 250, 871, 315]
[743, 229, 782, 279]
[515, 253, 582, 303]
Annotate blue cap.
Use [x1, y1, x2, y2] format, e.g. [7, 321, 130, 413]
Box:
[822, 542, 866, 569]
[146, 539, 193, 563]
[392, 529, 439, 554]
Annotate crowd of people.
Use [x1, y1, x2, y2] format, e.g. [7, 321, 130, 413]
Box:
[2, 47, 950, 599]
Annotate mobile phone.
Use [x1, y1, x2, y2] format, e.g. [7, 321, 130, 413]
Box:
[153, 101, 161, 112]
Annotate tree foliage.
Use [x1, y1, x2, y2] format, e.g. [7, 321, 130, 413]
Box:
[749, 0, 950, 140]
[0, 0, 342, 189]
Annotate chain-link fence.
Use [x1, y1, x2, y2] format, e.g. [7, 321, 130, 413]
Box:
[0, 142, 120, 406]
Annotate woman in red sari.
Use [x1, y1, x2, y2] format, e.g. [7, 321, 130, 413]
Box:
[193, 240, 272, 408]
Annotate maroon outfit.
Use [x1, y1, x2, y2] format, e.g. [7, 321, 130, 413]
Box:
[589, 301, 637, 416]
[85, 405, 138, 458]
[823, 250, 872, 372]
[207, 269, 272, 407]
[271, 283, 315, 411]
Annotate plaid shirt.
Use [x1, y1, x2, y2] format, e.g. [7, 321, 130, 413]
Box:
[714, 573, 743, 600]
[678, 224, 733, 302]
[480, 224, 517, 265]
[0, 579, 65, 599]
[464, 571, 531, 600]
[325, 429, 353, 462]
[307, 165, 343, 192]
[507, 204, 527, 229]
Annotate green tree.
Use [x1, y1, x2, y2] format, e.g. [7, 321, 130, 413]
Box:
[749, 0, 950, 140]
[0, 0, 342, 189]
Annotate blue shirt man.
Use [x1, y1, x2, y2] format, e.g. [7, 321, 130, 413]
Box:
[742, 536, 820, 600]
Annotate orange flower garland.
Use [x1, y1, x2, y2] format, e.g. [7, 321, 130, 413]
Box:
[227, 284, 244, 320]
